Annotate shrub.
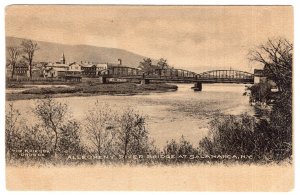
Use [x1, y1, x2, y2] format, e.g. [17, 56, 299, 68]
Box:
[248, 82, 272, 103]
[199, 114, 256, 159]
[253, 99, 292, 161]
[57, 121, 85, 157]
[163, 136, 198, 163]
[20, 124, 53, 151]
[5, 103, 22, 159]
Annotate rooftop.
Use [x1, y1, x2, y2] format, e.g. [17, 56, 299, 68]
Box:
[254, 69, 265, 76]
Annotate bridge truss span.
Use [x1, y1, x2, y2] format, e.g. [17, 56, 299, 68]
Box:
[143, 68, 197, 80]
[196, 70, 254, 84]
[98, 66, 254, 84]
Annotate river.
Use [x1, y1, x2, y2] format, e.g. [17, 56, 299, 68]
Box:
[7, 83, 254, 149]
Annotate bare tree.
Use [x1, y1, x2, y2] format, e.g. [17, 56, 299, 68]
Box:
[85, 101, 118, 155]
[249, 38, 293, 92]
[7, 46, 22, 78]
[21, 39, 39, 78]
[33, 97, 68, 154]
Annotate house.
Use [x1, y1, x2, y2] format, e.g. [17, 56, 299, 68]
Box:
[66, 62, 82, 80]
[81, 63, 97, 77]
[43, 54, 69, 78]
[254, 69, 267, 83]
[15, 64, 29, 77]
[43, 63, 69, 78]
[254, 69, 279, 92]
[31, 68, 43, 77]
[95, 63, 108, 74]
[65, 62, 82, 82]
[106, 63, 138, 75]
[43, 66, 68, 78]
[6, 63, 27, 78]
[68, 62, 81, 72]
[81, 62, 109, 77]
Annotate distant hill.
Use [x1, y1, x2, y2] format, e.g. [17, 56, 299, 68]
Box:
[6, 36, 156, 68]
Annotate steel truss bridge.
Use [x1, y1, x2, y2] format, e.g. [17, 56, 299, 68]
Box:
[99, 66, 254, 85]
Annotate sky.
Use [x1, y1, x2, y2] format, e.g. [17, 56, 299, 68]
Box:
[5, 5, 293, 73]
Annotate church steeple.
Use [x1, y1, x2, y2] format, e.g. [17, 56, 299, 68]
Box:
[61, 52, 66, 64]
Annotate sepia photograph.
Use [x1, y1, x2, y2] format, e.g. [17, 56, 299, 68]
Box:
[4, 5, 294, 191]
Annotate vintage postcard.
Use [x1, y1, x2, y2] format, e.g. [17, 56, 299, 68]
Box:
[5, 5, 293, 191]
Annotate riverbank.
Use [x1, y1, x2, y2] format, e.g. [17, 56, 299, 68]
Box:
[6, 83, 178, 101]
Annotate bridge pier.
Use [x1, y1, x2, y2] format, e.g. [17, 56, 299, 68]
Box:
[99, 76, 107, 84]
[141, 79, 150, 84]
[193, 81, 202, 91]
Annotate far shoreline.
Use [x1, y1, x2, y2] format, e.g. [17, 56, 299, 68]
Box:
[6, 82, 178, 101]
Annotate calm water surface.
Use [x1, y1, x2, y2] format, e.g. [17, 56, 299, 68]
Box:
[7, 83, 254, 149]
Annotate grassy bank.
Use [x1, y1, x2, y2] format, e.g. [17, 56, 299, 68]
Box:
[6, 83, 178, 101]
[6, 80, 78, 88]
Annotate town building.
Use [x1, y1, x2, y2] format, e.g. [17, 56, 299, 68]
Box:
[254, 68, 278, 92]
[81, 62, 109, 77]
[65, 62, 82, 77]
[254, 69, 267, 83]
[81, 63, 97, 77]
[43, 53, 69, 78]
[14, 64, 29, 77]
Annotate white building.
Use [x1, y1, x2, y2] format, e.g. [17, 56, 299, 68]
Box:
[43, 53, 69, 78]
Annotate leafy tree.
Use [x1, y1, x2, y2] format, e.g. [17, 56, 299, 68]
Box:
[157, 58, 169, 69]
[58, 121, 83, 156]
[138, 58, 156, 73]
[116, 109, 150, 162]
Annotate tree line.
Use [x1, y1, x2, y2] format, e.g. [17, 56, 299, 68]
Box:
[138, 58, 172, 72]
